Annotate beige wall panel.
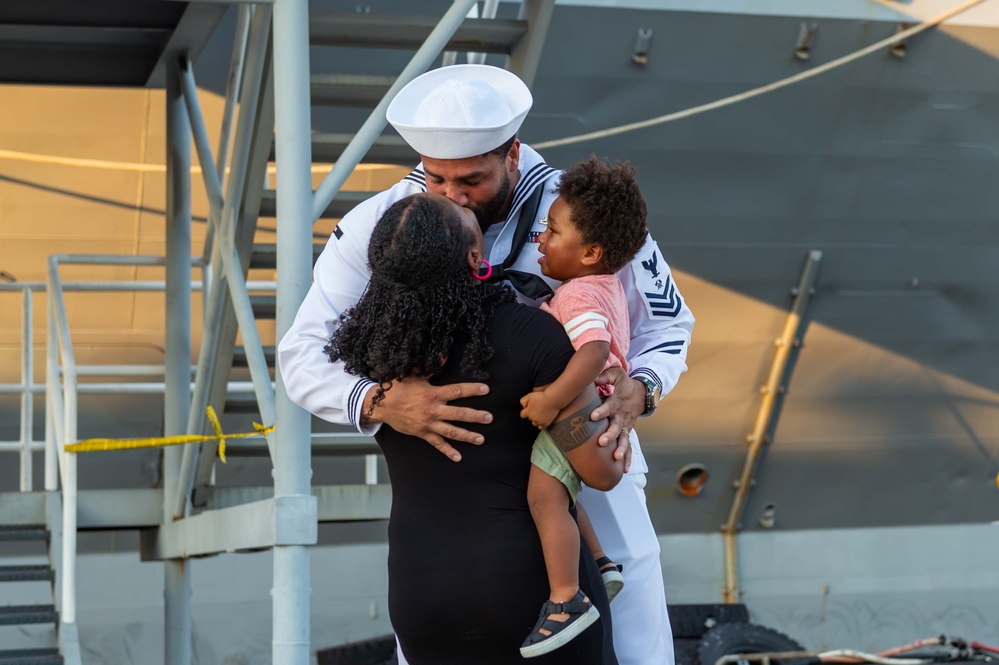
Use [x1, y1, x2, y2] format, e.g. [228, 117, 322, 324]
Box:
[134, 171, 167, 247]
[129, 291, 167, 332]
[0, 87, 149, 158]
[63, 292, 135, 332]
[0, 165, 141, 241]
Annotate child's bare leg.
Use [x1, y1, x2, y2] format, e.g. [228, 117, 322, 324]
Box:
[577, 503, 624, 602]
[521, 465, 601, 657]
[527, 464, 580, 603]
[576, 504, 606, 561]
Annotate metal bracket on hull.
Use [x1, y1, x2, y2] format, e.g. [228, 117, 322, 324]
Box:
[722, 250, 822, 604]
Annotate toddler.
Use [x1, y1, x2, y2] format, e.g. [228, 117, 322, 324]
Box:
[518, 157, 649, 658]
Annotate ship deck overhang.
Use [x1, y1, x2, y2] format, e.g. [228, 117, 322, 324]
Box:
[0, 0, 227, 87]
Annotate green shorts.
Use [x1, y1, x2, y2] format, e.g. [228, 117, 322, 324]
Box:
[530, 429, 582, 504]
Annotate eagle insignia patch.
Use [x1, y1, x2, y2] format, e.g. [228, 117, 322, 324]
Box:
[635, 247, 682, 318]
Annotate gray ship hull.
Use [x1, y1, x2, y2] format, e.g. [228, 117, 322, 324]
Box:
[2, 0, 999, 661]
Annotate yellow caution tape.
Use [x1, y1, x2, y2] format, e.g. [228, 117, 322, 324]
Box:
[64, 406, 274, 463]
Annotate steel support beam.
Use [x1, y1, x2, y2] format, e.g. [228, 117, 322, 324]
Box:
[1, 489, 166, 529]
[165, 62, 193, 665]
[2, 486, 383, 528]
[205, 484, 392, 521]
[216, 6, 252, 187]
[507, 0, 557, 88]
[722, 250, 822, 604]
[273, 0, 315, 661]
[176, 4, 274, 518]
[139, 496, 318, 561]
[192, 21, 276, 494]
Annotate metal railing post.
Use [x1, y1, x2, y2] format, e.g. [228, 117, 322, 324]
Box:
[47, 257, 77, 627]
[44, 292, 59, 492]
[20, 288, 33, 491]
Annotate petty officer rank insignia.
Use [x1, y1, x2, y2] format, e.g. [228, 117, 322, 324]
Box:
[636, 245, 682, 318]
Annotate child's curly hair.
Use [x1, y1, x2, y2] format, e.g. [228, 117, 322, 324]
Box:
[556, 157, 648, 272]
[324, 194, 514, 415]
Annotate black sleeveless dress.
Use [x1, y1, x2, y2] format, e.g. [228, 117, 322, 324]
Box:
[377, 302, 617, 665]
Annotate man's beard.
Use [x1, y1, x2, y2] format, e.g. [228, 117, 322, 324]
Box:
[472, 172, 510, 233]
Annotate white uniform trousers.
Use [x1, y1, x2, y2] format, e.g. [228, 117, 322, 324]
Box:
[395, 473, 673, 665]
[578, 472, 674, 665]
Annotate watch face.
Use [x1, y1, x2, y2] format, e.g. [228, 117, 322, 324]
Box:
[640, 378, 660, 414]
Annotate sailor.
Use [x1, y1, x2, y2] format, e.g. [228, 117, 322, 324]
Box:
[278, 64, 694, 665]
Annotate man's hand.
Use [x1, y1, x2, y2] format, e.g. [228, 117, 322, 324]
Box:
[591, 367, 643, 473]
[363, 377, 492, 462]
[520, 390, 559, 430]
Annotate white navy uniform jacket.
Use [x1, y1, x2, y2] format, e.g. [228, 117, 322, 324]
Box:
[278, 144, 695, 475]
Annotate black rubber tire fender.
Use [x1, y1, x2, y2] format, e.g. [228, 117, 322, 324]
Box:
[669, 603, 751, 639]
[696, 623, 815, 665]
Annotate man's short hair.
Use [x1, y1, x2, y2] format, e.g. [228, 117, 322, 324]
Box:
[484, 135, 517, 160]
[556, 157, 649, 273]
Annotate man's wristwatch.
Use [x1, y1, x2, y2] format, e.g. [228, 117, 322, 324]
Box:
[635, 376, 661, 416]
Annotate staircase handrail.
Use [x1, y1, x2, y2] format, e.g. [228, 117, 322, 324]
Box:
[42, 253, 221, 637]
[0, 283, 40, 491]
[310, 0, 480, 222]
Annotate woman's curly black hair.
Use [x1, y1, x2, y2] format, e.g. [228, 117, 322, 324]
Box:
[324, 193, 514, 416]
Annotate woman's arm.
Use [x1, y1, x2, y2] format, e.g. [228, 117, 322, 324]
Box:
[544, 383, 623, 492]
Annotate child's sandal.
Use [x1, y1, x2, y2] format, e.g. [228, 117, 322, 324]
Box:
[519, 589, 600, 659]
[596, 556, 625, 603]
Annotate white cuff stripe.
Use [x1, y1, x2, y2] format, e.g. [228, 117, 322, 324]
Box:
[566, 320, 609, 342]
[563, 310, 608, 333]
[348, 379, 376, 428]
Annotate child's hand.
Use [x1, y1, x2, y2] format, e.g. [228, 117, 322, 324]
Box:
[520, 391, 559, 429]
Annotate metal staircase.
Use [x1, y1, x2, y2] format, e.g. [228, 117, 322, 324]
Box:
[1, 1, 556, 662]
[0, 497, 80, 665]
[0, 523, 62, 665]
[205, 0, 555, 467]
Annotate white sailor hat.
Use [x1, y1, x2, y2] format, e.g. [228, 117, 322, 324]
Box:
[387, 64, 532, 160]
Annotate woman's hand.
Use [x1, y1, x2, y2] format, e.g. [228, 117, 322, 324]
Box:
[520, 390, 559, 429]
[363, 377, 493, 462]
[590, 366, 643, 473]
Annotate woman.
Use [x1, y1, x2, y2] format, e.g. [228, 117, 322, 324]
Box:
[325, 193, 621, 664]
